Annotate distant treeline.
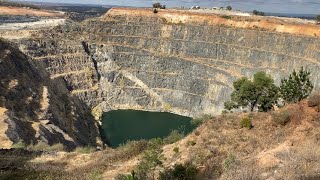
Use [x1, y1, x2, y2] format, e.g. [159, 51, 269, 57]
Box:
[265, 12, 318, 20]
[0, 0, 41, 9]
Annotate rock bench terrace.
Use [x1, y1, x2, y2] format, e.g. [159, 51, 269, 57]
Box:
[12, 8, 320, 118]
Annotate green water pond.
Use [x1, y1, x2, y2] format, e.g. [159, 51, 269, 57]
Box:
[100, 110, 197, 148]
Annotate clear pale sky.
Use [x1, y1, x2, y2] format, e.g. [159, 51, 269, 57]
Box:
[21, 0, 320, 14]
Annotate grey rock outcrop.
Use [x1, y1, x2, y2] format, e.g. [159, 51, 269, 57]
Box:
[0, 39, 99, 149]
[13, 8, 320, 118]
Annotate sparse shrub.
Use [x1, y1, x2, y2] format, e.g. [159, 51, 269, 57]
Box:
[159, 163, 198, 180]
[163, 103, 172, 111]
[280, 67, 313, 103]
[191, 114, 212, 126]
[86, 67, 95, 81]
[221, 110, 228, 115]
[272, 110, 292, 126]
[135, 139, 164, 179]
[187, 140, 196, 146]
[221, 15, 232, 19]
[119, 76, 126, 89]
[118, 140, 149, 159]
[173, 147, 179, 154]
[87, 169, 103, 180]
[223, 154, 236, 170]
[240, 117, 252, 129]
[11, 139, 26, 149]
[316, 15, 320, 22]
[115, 171, 138, 180]
[226, 6, 232, 11]
[25, 142, 64, 152]
[12, 140, 64, 151]
[148, 138, 164, 149]
[75, 146, 96, 154]
[164, 130, 184, 144]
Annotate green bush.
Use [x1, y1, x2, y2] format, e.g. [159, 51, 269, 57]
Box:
[221, 15, 232, 19]
[159, 163, 198, 180]
[11, 140, 26, 149]
[280, 67, 313, 103]
[224, 71, 279, 112]
[75, 146, 96, 154]
[173, 147, 179, 154]
[272, 110, 291, 126]
[187, 140, 196, 146]
[240, 117, 252, 129]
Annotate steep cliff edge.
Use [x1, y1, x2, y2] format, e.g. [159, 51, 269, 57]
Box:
[8, 8, 320, 118]
[0, 39, 99, 149]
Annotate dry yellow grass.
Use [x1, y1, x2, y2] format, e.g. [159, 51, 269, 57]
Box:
[106, 8, 320, 37]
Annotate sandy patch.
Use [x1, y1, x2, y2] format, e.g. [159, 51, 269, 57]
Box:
[0, 6, 64, 17]
[0, 107, 12, 149]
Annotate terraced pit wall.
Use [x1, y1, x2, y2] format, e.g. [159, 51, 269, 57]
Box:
[18, 8, 320, 118]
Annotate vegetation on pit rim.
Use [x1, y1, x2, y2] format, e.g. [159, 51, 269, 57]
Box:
[253, 10, 265, 16]
[224, 67, 313, 113]
[152, 2, 166, 9]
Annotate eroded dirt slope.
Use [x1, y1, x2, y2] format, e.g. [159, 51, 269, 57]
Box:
[2, 101, 318, 179]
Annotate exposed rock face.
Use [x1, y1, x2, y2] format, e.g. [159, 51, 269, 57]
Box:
[0, 39, 99, 149]
[13, 8, 320, 118]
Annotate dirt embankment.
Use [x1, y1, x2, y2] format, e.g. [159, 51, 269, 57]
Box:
[106, 8, 320, 38]
[0, 6, 65, 17]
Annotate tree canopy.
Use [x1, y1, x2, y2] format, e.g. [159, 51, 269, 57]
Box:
[226, 6, 232, 11]
[224, 67, 314, 113]
[253, 10, 265, 16]
[225, 72, 278, 112]
[279, 67, 313, 103]
[153, 2, 166, 9]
